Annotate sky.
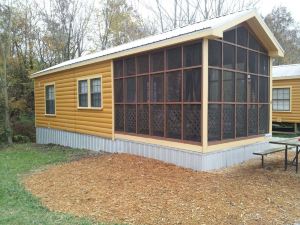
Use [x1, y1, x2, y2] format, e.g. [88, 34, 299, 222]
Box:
[132, 0, 300, 24]
[258, 0, 300, 22]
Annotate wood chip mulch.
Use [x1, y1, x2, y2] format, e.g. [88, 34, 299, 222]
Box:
[23, 152, 300, 225]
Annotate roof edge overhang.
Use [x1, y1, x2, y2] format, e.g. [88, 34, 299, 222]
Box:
[30, 27, 221, 79]
[211, 10, 284, 57]
[273, 75, 300, 80]
[30, 9, 284, 79]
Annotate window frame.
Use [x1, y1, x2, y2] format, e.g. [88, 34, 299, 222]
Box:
[77, 74, 103, 110]
[272, 86, 292, 112]
[44, 82, 56, 116]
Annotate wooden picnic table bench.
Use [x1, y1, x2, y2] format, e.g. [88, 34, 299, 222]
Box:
[253, 147, 293, 168]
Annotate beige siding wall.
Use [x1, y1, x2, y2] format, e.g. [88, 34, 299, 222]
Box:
[273, 78, 300, 123]
[34, 60, 113, 138]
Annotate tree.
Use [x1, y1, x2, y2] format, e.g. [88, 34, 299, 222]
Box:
[144, 0, 259, 32]
[93, 0, 156, 50]
[264, 6, 300, 65]
[37, 0, 94, 67]
[0, 3, 13, 144]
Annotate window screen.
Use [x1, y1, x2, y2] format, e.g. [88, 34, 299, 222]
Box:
[124, 57, 136, 76]
[166, 105, 181, 139]
[223, 43, 235, 69]
[137, 54, 149, 74]
[137, 104, 149, 134]
[125, 105, 136, 133]
[114, 60, 123, 78]
[167, 71, 182, 102]
[223, 29, 236, 43]
[150, 51, 164, 72]
[125, 77, 136, 103]
[237, 26, 248, 47]
[137, 75, 149, 103]
[249, 33, 260, 50]
[236, 104, 247, 137]
[208, 104, 221, 141]
[183, 42, 202, 67]
[259, 54, 269, 75]
[272, 88, 290, 111]
[248, 51, 258, 74]
[115, 105, 124, 131]
[208, 40, 222, 67]
[184, 69, 201, 102]
[247, 75, 258, 102]
[237, 47, 247, 72]
[167, 46, 182, 70]
[78, 80, 88, 107]
[248, 105, 258, 135]
[45, 84, 55, 114]
[150, 73, 164, 102]
[236, 73, 247, 102]
[259, 76, 268, 103]
[150, 104, 164, 137]
[259, 104, 269, 134]
[183, 104, 201, 141]
[223, 71, 235, 102]
[114, 79, 123, 103]
[208, 69, 221, 102]
[223, 104, 235, 139]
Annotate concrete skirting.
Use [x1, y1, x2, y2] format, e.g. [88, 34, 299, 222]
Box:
[36, 127, 269, 171]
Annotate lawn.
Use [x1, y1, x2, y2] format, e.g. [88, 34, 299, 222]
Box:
[0, 143, 112, 225]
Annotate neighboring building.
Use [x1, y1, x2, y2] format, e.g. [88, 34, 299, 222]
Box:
[30, 9, 283, 171]
[272, 64, 300, 133]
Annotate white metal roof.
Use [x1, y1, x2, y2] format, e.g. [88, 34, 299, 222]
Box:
[31, 9, 284, 78]
[273, 64, 300, 79]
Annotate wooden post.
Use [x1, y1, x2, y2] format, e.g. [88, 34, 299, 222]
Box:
[269, 57, 273, 135]
[201, 38, 209, 152]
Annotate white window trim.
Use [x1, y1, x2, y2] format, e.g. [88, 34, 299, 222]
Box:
[272, 86, 292, 113]
[44, 82, 56, 116]
[77, 74, 103, 110]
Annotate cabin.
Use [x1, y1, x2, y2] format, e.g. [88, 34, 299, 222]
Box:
[30, 9, 283, 171]
[272, 64, 300, 133]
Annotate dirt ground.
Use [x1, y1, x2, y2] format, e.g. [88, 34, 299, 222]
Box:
[23, 152, 300, 225]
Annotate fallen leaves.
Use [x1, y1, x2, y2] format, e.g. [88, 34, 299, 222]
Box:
[23, 152, 300, 225]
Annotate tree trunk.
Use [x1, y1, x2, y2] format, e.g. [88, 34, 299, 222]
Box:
[1, 43, 12, 144]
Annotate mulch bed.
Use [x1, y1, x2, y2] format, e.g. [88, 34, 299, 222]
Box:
[23, 152, 300, 225]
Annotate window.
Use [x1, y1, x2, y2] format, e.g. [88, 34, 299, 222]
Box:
[273, 88, 291, 111]
[208, 25, 270, 141]
[78, 76, 102, 109]
[78, 80, 88, 107]
[114, 42, 202, 143]
[91, 78, 101, 107]
[45, 84, 55, 115]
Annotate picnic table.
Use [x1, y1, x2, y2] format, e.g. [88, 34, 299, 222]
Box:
[269, 138, 300, 173]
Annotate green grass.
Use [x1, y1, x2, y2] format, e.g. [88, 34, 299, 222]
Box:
[0, 143, 113, 225]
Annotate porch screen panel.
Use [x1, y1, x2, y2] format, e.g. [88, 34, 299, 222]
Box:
[114, 41, 202, 143]
[208, 25, 270, 142]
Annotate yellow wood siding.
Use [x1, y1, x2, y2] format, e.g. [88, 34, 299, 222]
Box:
[273, 78, 300, 123]
[34, 60, 113, 138]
